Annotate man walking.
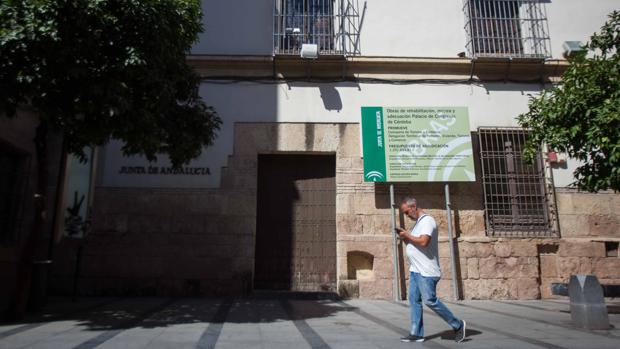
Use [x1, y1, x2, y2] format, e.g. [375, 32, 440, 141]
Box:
[396, 196, 466, 343]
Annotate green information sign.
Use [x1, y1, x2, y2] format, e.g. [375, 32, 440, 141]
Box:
[361, 106, 476, 182]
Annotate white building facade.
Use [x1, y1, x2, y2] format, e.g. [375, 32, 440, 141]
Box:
[51, 0, 620, 299]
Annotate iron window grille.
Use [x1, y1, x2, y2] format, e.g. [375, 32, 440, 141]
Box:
[463, 0, 551, 59]
[478, 127, 557, 237]
[273, 0, 364, 56]
[0, 142, 30, 245]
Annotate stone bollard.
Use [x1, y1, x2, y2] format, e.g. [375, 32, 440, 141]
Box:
[568, 275, 610, 330]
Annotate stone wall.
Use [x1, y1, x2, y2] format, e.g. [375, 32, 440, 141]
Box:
[540, 189, 620, 298]
[335, 148, 620, 300]
[49, 123, 620, 300]
[429, 188, 620, 300]
[52, 123, 362, 297]
[438, 239, 539, 299]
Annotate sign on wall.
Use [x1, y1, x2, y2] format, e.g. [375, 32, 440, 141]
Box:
[361, 106, 475, 182]
[100, 140, 219, 188]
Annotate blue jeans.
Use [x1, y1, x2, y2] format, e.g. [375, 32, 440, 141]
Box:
[409, 272, 461, 337]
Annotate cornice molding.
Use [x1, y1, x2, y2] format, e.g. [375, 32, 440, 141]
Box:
[187, 55, 569, 83]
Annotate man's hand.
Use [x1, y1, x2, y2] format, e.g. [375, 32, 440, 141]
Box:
[396, 227, 408, 239]
[397, 227, 431, 247]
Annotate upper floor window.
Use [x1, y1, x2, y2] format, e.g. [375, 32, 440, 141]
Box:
[274, 0, 363, 56]
[463, 0, 551, 58]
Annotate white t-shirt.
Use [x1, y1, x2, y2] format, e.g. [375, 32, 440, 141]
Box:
[405, 214, 441, 277]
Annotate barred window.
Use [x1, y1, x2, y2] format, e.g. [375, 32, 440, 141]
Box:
[463, 0, 551, 58]
[274, 0, 363, 56]
[0, 142, 29, 245]
[478, 128, 555, 237]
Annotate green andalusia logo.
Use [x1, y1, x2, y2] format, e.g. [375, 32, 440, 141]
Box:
[365, 170, 385, 181]
[361, 107, 387, 182]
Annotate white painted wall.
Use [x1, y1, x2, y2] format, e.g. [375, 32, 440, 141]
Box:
[192, 0, 273, 55]
[101, 82, 544, 188]
[551, 158, 580, 188]
[357, 0, 467, 57]
[192, 0, 620, 59]
[546, 0, 620, 59]
[103, 0, 617, 188]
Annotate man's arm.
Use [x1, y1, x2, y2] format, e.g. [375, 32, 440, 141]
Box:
[396, 228, 431, 247]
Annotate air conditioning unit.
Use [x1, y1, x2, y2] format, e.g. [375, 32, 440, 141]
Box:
[562, 41, 585, 58]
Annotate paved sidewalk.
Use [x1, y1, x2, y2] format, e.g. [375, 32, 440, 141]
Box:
[1, 296, 619, 349]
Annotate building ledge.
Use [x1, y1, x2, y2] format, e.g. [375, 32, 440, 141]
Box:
[187, 55, 569, 83]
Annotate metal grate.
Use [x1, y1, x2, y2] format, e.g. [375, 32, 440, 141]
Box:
[478, 128, 554, 237]
[273, 0, 364, 56]
[463, 0, 551, 58]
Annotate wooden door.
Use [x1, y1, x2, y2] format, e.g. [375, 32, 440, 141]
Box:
[254, 154, 336, 291]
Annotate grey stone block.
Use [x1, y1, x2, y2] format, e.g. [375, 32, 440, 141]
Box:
[568, 274, 610, 330]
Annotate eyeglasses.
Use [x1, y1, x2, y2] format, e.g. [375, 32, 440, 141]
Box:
[401, 206, 415, 215]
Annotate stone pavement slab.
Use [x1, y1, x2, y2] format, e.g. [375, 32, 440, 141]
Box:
[0, 296, 619, 349]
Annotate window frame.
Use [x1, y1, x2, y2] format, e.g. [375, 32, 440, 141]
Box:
[477, 127, 557, 237]
[273, 0, 363, 56]
[463, 0, 551, 59]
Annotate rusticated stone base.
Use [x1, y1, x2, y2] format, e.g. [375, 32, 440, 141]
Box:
[49, 123, 620, 300]
[433, 237, 619, 300]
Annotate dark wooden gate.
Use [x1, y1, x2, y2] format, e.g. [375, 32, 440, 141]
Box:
[254, 154, 336, 291]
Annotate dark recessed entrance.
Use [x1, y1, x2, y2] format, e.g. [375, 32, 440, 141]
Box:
[254, 154, 336, 291]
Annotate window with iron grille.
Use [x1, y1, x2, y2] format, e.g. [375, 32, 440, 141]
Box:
[478, 128, 556, 237]
[0, 142, 30, 245]
[273, 0, 363, 56]
[463, 0, 551, 58]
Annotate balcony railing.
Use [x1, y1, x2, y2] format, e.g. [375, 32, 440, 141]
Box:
[274, 0, 364, 57]
[463, 0, 551, 59]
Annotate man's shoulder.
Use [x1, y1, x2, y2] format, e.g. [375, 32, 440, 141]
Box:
[420, 214, 437, 225]
[417, 214, 437, 233]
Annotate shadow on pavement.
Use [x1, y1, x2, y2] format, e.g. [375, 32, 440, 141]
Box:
[2, 293, 353, 332]
[425, 328, 482, 342]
